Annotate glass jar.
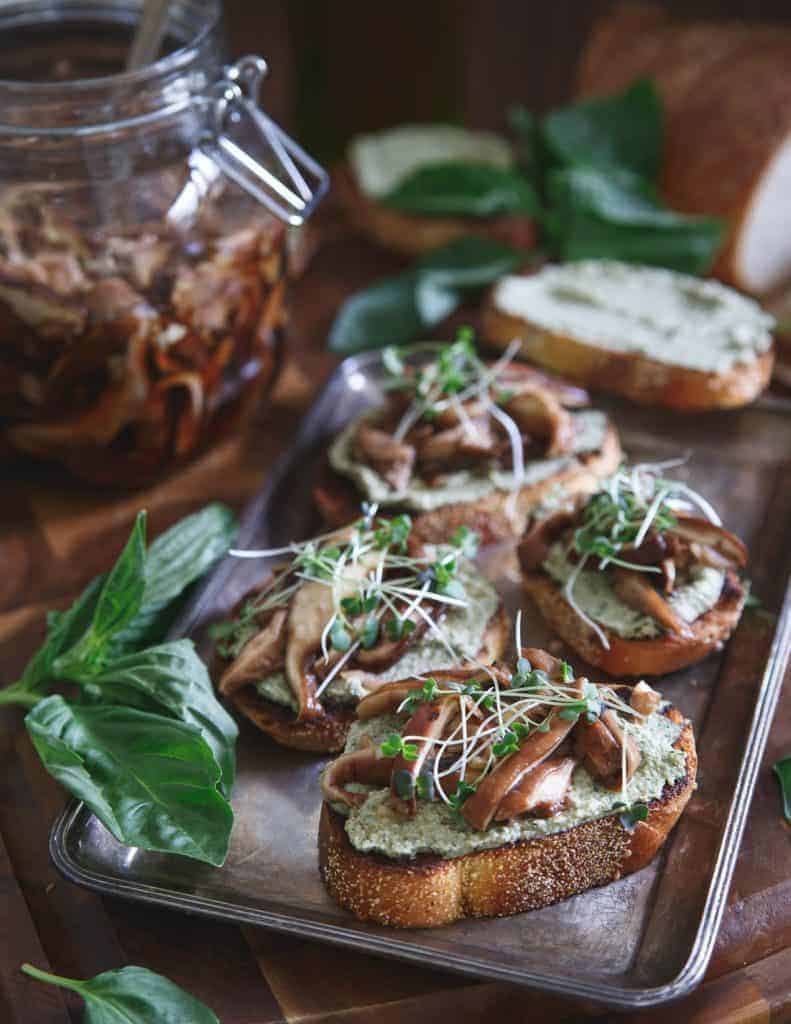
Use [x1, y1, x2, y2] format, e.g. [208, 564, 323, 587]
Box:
[0, 0, 326, 485]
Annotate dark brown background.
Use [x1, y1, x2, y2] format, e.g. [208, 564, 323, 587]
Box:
[223, 0, 791, 160]
[2, 2, 791, 1022]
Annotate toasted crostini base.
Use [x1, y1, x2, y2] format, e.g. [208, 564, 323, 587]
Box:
[521, 567, 746, 678]
[227, 603, 511, 754]
[314, 424, 621, 546]
[318, 709, 696, 928]
[481, 300, 775, 411]
[336, 163, 536, 258]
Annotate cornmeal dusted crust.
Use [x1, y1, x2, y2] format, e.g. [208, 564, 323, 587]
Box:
[223, 603, 511, 754]
[521, 566, 746, 677]
[319, 708, 696, 927]
[314, 423, 621, 546]
[482, 298, 774, 411]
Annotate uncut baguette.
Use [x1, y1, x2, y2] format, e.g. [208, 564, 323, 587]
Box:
[227, 602, 511, 754]
[336, 163, 536, 258]
[318, 708, 696, 927]
[521, 566, 746, 678]
[314, 423, 621, 546]
[482, 299, 774, 412]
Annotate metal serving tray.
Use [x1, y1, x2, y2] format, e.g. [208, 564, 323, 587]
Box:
[50, 351, 791, 1010]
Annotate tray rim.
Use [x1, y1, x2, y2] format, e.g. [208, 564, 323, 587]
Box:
[49, 350, 791, 1010]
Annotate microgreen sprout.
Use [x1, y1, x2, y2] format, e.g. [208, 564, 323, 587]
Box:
[381, 733, 418, 761]
[220, 507, 478, 688]
[563, 461, 723, 650]
[382, 330, 529, 493]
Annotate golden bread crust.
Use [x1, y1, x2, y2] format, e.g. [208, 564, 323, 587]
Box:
[318, 709, 696, 927]
[482, 300, 774, 411]
[314, 424, 621, 546]
[521, 567, 746, 677]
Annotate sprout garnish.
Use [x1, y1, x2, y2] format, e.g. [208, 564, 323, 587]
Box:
[385, 663, 645, 810]
[382, 330, 528, 498]
[217, 510, 481, 697]
[562, 461, 721, 650]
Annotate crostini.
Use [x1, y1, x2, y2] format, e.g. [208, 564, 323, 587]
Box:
[319, 648, 696, 927]
[339, 123, 536, 256]
[482, 260, 775, 410]
[314, 332, 621, 545]
[518, 463, 748, 676]
[212, 511, 508, 752]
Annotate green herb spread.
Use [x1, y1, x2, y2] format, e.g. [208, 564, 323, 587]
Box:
[256, 562, 499, 711]
[543, 542, 725, 639]
[493, 261, 774, 373]
[328, 409, 607, 512]
[336, 708, 686, 859]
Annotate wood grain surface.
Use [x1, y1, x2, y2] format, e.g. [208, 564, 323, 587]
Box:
[1, 221, 790, 1022]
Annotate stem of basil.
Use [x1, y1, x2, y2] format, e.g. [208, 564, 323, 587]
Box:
[0, 684, 41, 709]
[21, 963, 85, 994]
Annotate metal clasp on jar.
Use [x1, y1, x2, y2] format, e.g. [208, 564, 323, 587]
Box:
[169, 55, 329, 229]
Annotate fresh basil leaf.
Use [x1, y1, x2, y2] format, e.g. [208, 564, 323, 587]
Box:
[89, 511, 147, 643]
[542, 78, 662, 180]
[21, 963, 219, 1024]
[328, 273, 424, 354]
[382, 161, 538, 218]
[773, 756, 791, 823]
[329, 236, 526, 354]
[546, 166, 724, 274]
[79, 640, 238, 797]
[9, 575, 105, 700]
[416, 235, 526, 287]
[26, 696, 233, 866]
[112, 503, 237, 654]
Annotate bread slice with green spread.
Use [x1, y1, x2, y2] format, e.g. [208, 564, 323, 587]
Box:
[212, 512, 508, 753]
[319, 648, 696, 927]
[339, 123, 536, 256]
[518, 463, 748, 677]
[314, 333, 621, 545]
[482, 260, 775, 410]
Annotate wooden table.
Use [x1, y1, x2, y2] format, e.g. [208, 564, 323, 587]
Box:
[1, 231, 790, 1024]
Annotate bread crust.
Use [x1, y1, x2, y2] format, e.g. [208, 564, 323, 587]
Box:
[482, 300, 774, 411]
[521, 566, 746, 677]
[336, 163, 536, 258]
[319, 708, 696, 927]
[314, 423, 621, 546]
[227, 603, 511, 753]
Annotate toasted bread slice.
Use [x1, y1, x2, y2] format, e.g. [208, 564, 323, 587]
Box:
[314, 423, 621, 546]
[227, 602, 511, 754]
[336, 163, 536, 258]
[522, 566, 746, 677]
[319, 707, 696, 927]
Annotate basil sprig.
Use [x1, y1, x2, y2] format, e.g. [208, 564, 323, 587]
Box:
[329, 236, 525, 354]
[21, 963, 219, 1024]
[2, 504, 238, 866]
[381, 161, 539, 218]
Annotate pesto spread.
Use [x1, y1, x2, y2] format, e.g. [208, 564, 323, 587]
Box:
[543, 542, 725, 639]
[336, 708, 686, 859]
[493, 261, 774, 373]
[348, 123, 513, 200]
[256, 563, 499, 711]
[328, 409, 607, 512]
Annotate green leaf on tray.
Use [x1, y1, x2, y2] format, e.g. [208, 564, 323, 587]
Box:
[381, 161, 539, 218]
[21, 963, 219, 1024]
[26, 696, 234, 866]
[541, 78, 663, 180]
[111, 502, 237, 654]
[773, 756, 791, 823]
[545, 166, 724, 275]
[71, 640, 238, 797]
[329, 236, 526, 354]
